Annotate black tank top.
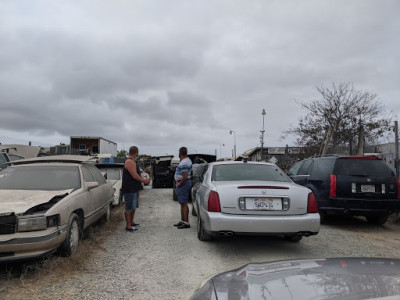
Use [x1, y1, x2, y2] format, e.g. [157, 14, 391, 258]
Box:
[121, 159, 143, 193]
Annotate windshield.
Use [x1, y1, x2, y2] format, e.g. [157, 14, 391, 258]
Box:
[0, 165, 81, 190]
[212, 164, 291, 182]
[97, 167, 121, 180]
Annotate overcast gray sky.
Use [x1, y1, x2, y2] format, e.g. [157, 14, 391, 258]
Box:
[1, 0, 399, 158]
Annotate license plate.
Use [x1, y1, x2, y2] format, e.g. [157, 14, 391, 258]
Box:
[361, 185, 375, 193]
[246, 198, 282, 210]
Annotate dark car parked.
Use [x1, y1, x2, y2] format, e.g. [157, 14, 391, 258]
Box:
[288, 155, 400, 224]
[152, 155, 175, 189]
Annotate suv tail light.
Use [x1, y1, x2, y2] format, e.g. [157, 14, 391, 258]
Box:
[396, 177, 400, 200]
[307, 192, 318, 213]
[208, 191, 221, 212]
[329, 175, 337, 197]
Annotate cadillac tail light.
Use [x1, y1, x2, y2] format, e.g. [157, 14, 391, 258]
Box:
[329, 175, 337, 197]
[307, 192, 318, 213]
[208, 191, 221, 212]
[396, 177, 400, 200]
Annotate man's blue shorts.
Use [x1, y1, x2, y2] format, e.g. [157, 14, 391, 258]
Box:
[176, 180, 192, 204]
[124, 192, 139, 211]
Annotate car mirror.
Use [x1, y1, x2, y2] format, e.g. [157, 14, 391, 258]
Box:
[86, 181, 99, 190]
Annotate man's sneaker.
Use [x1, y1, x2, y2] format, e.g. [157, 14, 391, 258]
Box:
[174, 221, 184, 227]
[177, 223, 190, 229]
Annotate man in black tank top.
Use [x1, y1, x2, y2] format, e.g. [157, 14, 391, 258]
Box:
[122, 146, 150, 231]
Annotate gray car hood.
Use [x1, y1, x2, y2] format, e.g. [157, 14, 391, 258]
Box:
[0, 189, 72, 215]
[191, 258, 400, 299]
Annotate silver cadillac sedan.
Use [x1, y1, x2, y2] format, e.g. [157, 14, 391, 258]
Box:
[192, 161, 320, 242]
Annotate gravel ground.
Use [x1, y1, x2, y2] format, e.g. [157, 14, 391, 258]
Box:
[1, 186, 400, 300]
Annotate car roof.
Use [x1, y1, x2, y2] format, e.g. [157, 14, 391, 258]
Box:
[9, 155, 98, 166]
[210, 161, 276, 166]
[306, 155, 381, 160]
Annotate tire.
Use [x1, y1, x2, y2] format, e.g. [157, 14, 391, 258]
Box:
[152, 179, 157, 188]
[366, 214, 389, 225]
[197, 215, 211, 241]
[59, 213, 81, 257]
[284, 235, 303, 243]
[191, 204, 197, 216]
[101, 204, 111, 224]
[118, 190, 123, 206]
[319, 211, 327, 224]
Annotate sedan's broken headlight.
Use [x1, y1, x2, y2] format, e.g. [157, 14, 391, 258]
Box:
[18, 215, 60, 232]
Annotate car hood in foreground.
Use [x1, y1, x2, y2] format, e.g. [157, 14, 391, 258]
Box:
[191, 257, 400, 300]
[0, 189, 72, 215]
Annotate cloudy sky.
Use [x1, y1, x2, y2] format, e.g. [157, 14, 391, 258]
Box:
[1, 0, 399, 158]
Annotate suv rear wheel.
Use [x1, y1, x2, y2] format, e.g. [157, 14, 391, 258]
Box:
[366, 214, 389, 225]
[319, 211, 328, 224]
[172, 187, 178, 201]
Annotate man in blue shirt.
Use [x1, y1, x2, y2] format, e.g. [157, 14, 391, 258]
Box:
[174, 147, 192, 229]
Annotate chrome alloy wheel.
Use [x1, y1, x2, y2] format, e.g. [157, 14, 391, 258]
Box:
[69, 218, 80, 254]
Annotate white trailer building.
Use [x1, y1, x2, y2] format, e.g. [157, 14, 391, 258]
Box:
[69, 136, 117, 157]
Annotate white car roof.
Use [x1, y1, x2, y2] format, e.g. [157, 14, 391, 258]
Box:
[9, 155, 98, 166]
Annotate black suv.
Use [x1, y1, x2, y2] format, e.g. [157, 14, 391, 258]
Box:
[288, 155, 400, 225]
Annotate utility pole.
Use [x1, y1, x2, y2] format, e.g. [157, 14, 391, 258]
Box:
[260, 109, 266, 161]
[229, 130, 236, 159]
[321, 126, 333, 156]
[356, 124, 365, 156]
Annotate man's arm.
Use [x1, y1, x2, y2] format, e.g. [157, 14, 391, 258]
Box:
[179, 171, 188, 186]
[125, 160, 147, 183]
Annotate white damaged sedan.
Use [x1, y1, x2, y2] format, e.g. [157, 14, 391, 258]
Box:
[0, 156, 114, 262]
[192, 161, 320, 242]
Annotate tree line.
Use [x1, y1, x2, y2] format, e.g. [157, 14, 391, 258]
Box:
[283, 82, 395, 157]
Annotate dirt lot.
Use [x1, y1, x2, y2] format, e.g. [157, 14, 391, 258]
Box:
[1, 186, 399, 300]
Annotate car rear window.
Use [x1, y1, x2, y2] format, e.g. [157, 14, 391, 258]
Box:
[0, 166, 81, 190]
[287, 160, 304, 176]
[334, 158, 393, 177]
[97, 167, 121, 180]
[212, 164, 291, 182]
